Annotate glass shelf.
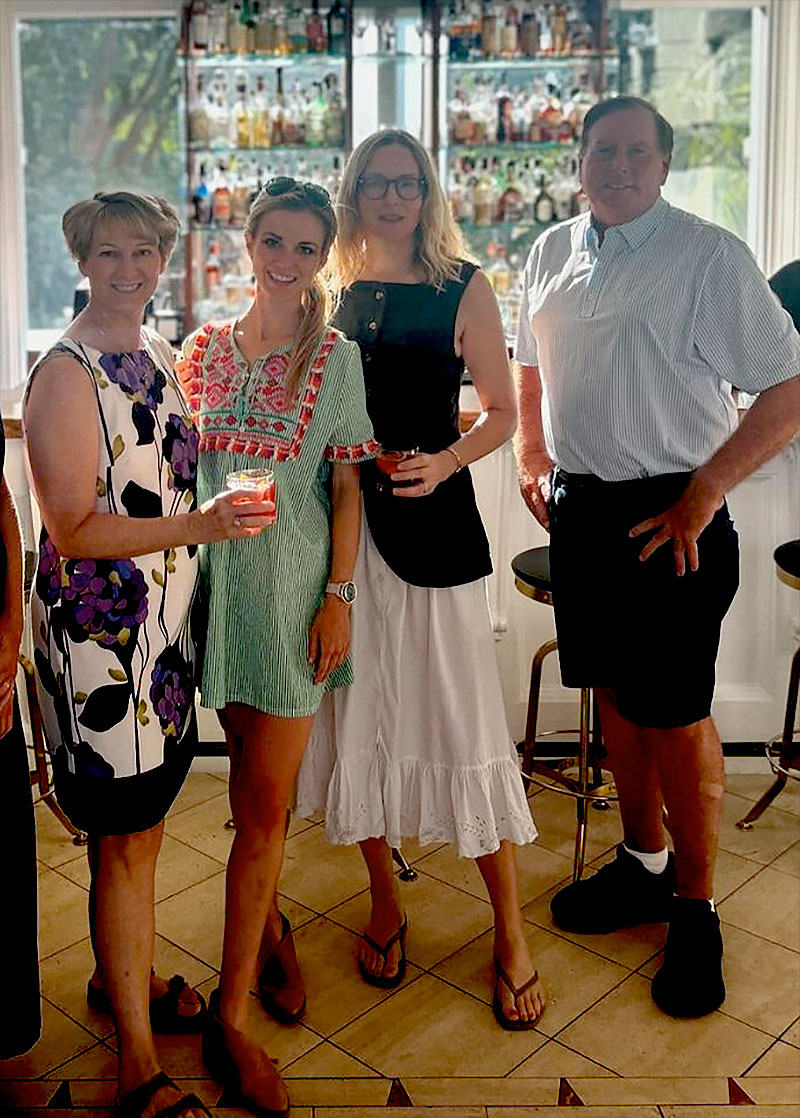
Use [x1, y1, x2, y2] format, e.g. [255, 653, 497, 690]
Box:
[446, 141, 577, 156]
[447, 53, 619, 72]
[189, 144, 347, 157]
[182, 52, 346, 69]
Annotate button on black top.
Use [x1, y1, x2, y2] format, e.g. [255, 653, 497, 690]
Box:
[374, 289, 385, 300]
[367, 319, 377, 331]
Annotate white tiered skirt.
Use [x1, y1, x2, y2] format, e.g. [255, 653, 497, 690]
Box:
[295, 518, 537, 859]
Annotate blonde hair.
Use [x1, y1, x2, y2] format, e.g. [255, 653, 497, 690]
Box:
[62, 190, 181, 263]
[245, 184, 337, 403]
[329, 129, 475, 294]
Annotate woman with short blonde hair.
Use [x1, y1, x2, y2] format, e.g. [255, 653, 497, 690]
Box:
[25, 189, 272, 1118]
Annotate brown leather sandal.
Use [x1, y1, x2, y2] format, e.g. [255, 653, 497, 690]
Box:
[87, 968, 206, 1034]
[202, 989, 290, 1118]
[357, 915, 408, 989]
[492, 957, 543, 1031]
[114, 1070, 211, 1118]
[257, 911, 306, 1024]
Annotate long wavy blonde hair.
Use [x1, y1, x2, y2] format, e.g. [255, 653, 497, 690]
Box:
[245, 185, 336, 403]
[329, 129, 475, 294]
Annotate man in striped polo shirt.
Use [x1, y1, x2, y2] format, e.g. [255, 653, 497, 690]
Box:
[514, 96, 800, 1018]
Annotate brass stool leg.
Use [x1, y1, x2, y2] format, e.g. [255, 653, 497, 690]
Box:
[573, 687, 592, 882]
[391, 846, 418, 882]
[737, 645, 800, 830]
[522, 638, 558, 777]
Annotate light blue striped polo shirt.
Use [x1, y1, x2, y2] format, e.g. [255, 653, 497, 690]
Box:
[514, 196, 800, 481]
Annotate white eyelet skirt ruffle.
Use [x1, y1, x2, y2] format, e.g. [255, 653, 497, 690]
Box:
[295, 517, 537, 859]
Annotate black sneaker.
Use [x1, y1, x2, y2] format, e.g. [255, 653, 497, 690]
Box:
[550, 844, 676, 934]
[651, 896, 725, 1017]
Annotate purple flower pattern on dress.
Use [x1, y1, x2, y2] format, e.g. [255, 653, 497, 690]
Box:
[162, 413, 198, 493]
[36, 530, 61, 607]
[98, 350, 166, 411]
[149, 644, 193, 738]
[63, 559, 148, 647]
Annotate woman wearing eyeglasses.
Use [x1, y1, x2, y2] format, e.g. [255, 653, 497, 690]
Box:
[177, 178, 376, 1116]
[297, 130, 545, 1030]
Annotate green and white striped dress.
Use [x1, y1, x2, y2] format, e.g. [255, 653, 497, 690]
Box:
[178, 322, 377, 717]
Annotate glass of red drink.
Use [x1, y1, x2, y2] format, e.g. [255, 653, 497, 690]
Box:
[225, 467, 276, 524]
[375, 447, 419, 491]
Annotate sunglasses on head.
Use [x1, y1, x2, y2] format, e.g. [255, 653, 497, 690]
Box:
[261, 176, 332, 208]
[357, 173, 427, 201]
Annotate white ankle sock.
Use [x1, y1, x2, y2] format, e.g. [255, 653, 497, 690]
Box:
[624, 844, 669, 874]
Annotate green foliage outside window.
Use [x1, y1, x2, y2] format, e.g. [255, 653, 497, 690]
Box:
[20, 18, 182, 329]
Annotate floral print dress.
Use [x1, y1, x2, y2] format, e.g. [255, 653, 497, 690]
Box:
[27, 331, 199, 832]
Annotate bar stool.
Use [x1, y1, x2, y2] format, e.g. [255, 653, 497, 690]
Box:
[512, 546, 615, 881]
[736, 540, 800, 830]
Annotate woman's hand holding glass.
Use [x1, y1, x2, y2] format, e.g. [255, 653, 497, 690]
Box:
[387, 449, 459, 498]
[196, 487, 276, 541]
[308, 597, 350, 684]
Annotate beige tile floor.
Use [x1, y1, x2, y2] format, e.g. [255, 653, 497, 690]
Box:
[2, 769, 799, 1116]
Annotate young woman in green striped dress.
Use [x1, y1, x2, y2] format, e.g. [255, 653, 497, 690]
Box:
[178, 180, 376, 1116]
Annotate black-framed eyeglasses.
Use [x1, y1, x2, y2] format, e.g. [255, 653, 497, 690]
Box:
[357, 174, 427, 201]
[261, 176, 332, 208]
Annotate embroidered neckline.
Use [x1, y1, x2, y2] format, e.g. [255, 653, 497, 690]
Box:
[177, 322, 337, 463]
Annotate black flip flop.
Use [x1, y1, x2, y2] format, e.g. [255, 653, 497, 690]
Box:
[492, 957, 543, 1031]
[357, 915, 408, 989]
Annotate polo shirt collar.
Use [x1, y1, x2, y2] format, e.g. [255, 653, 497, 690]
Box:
[584, 196, 669, 253]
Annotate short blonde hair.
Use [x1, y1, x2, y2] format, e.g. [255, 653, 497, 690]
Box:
[245, 183, 337, 403]
[62, 190, 181, 264]
[329, 129, 474, 293]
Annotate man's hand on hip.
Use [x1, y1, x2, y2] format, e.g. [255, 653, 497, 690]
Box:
[629, 472, 724, 576]
[518, 452, 555, 530]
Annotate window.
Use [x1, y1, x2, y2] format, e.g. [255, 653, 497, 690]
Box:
[19, 16, 182, 333]
[610, 3, 758, 244]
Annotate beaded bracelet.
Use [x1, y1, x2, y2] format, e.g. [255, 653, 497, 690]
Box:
[443, 445, 463, 474]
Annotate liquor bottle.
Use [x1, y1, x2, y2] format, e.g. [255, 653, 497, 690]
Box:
[498, 161, 524, 222]
[273, 5, 290, 55]
[533, 173, 554, 223]
[192, 163, 212, 224]
[211, 163, 232, 225]
[520, 2, 540, 56]
[233, 70, 252, 148]
[243, 0, 257, 52]
[500, 4, 519, 57]
[228, 1, 248, 55]
[307, 0, 327, 52]
[481, 2, 501, 58]
[552, 2, 568, 54]
[327, 0, 347, 56]
[251, 73, 271, 147]
[191, 0, 210, 52]
[473, 160, 495, 227]
[489, 243, 511, 295]
[254, 1, 275, 53]
[189, 72, 210, 146]
[230, 160, 251, 226]
[270, 67, 285, 146]
[287, 3, 307, 53]
[282, 81, 305, 144]
[323, 71, 346, 146]
[306, 81, 327, 146]
[207, 71, 231, 149]
[205, 240, 222, 291]
[212, 0, 228, 53]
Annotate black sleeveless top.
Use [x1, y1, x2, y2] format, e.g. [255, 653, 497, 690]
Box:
[334, 262, 492, 588]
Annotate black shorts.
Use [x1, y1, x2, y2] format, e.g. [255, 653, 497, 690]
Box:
[548, 470, 740, 729]
[51, 710, 196, 836]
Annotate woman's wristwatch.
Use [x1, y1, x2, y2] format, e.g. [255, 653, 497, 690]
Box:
[325, 580, 358, 604]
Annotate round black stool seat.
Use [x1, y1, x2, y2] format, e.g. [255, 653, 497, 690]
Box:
[775, 540, 800, 590]
[512, 547, 552, 605]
